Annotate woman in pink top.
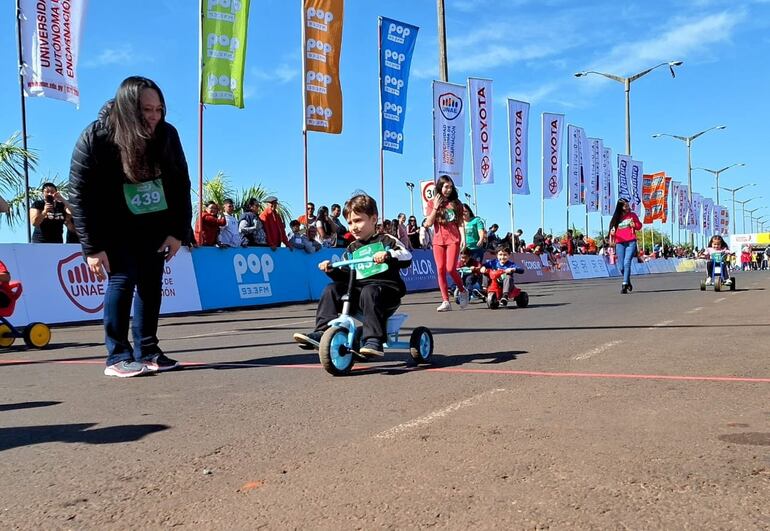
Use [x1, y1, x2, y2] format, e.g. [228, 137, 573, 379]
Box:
[608, 198, 642, 294]
[425, 175, 468, 311]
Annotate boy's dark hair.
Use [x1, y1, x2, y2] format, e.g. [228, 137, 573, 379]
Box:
[223, 198, 234, 206]
[331, 203, 341, 211]
[205, 200, 217, 207]
[41, 182, 57, 190]
[460, 247, 472, 256]
[567, 229, 574, 235]
[496, 244, 512, 254]
[343, 194, 378, 220]
[244, 197, 259, 210]
[289, 219, 300, 228]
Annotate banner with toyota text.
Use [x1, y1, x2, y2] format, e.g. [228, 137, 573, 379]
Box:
[542, 113, 564, 200]
[586, 138, 602, 213]
[303, 0, 344, 133]
[508, 99, 529, 195]
[20, 0, 88, 106]
[201, 0, 250, 107]
[468, 78, 494, 185]
[379, 17, 418, 153]
[433, 81, 467, 185]
[601, 147, 614, 215]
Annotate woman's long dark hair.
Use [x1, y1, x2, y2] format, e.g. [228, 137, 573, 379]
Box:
[462, 203, 475, 218]
[608, 198, 630, 235]
[435, 174, 462, 226]
[316, 205, 332, 235]
[108, 76, 166, 183]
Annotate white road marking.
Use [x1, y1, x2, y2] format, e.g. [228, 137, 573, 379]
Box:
[713, 297, 726, 303]
[174, 319, 316, 340]
[648, 320, 673, 330]
[685, 307, 704, 314]
[571, 340, 624, 361]
[374, 388, 507, 440]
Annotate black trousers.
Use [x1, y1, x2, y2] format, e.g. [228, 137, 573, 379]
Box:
[315, 281, 401, 343]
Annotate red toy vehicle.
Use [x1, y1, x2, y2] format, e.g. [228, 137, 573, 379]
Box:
[0, 281, 51, 349]
[484, 269, 529, 309]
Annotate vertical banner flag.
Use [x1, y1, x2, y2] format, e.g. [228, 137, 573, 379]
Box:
[379, 17, 418, 153]
[617, 154, 632, 205]
[720, 206, 730, 235]
[601, 147, 614, 215]
[661, 177, 671, 223]
[642, 172, 666, 224]
[587, 138, 602, 213]
[629, 160, 644, 215]
[671, 181, 680, 225]
[689, 193, 702, 233]
[702, 198, 714, 235]
[303, 0, 344, 133]
[469, 78, 494, 185]
[19, 0, 88, 106]
[508, 99, 530, 195]
[542, 113, 564, 200]
[433, 81, 467, 185]
[566, 125, 585, 206]
[677, 184, 689, 226]
[201, 0, 251, 107]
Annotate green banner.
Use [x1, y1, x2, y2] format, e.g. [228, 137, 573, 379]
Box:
[201, 0, 250, 108]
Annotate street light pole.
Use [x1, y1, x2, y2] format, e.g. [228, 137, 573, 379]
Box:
[652, 125, 727, 247]
[436, 0, 448, 82]
[745, 208, 761, 233]
[720, 184, 756, 234]
[405, 182, 415, 218]
[736, 198, 761, 233]
[694, 163, 745, 205]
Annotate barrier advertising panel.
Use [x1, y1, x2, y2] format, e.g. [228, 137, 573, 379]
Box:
[567, 255, 609, 279]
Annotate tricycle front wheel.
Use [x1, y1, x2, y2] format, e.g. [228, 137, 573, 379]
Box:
[409, 326, 434, 365]
[319, 326, 355, 376]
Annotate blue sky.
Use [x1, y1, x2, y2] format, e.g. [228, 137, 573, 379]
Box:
[2, 0, 769, 243]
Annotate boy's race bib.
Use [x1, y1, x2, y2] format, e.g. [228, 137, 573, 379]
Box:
[123, 179, 168, 215]
[352, 242, 389, 279]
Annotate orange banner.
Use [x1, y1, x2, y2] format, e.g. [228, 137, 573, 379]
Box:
[642, 172, 667, 224]
[303, 0, 344, 134]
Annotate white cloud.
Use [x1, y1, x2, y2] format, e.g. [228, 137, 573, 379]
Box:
[244, 64, 299, 100]
[83, 45, 135, 68]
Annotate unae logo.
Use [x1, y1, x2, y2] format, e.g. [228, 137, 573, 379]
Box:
[438, 92, 462, 120]
[387, 23, 411, 44]
[233, 252, 274, 299]
[57, 252, 105, 313]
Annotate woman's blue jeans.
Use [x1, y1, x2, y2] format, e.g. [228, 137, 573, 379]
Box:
[615, 240, 637, 286]
[103, 247, 165, 366]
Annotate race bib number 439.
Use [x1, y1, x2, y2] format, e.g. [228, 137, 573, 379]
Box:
[352, 242, 389, 279]
[123, 179, 168, 215]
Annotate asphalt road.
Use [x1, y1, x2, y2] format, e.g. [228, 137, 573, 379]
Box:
[1, 270, 769, 530]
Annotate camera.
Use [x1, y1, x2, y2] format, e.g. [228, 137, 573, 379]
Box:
[44, 196, 54, 205]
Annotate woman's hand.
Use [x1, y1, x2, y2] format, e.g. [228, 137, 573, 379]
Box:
[157, 236, 182, 262]
[87, 251, 111, 282]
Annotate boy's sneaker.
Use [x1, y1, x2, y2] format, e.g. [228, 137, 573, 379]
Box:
[724, 278, 732, 285]
[436, 301, 452, 312]
[143, 353, 179, 372]
[104, 361, 148, 378]
[359, 340, 384, 357]
[705, 277, 713, 285]
[457, 290, 470, 309]
[293, 330, 323, 350]
[499, 297, 508, 307]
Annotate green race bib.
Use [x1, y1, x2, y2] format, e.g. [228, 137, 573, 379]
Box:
[352, 242, 389, 279]
[123, 179, 168, 215]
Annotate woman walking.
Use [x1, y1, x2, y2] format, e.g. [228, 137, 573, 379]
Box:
[425, 175, 468, 311]
[69, 76, 192, 377]
[462, 203, 487, 262]
[608, 198, 642, 294]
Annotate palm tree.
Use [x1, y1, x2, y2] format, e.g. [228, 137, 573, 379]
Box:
[201, 171, 292, 224]
[0, 132, 39, 228]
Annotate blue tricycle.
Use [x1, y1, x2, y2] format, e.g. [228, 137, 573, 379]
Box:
[316, 256, 434, 376]
[700, 252, 735, 292]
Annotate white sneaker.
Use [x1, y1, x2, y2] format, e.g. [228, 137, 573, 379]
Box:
[436, 300, 452, 312]
[705, 277, 712, 286]
[724, 278, 732, 285]
[457, 289, 469, 309]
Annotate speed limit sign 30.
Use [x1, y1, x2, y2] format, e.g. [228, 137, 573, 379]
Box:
[420, 180, 436, 215]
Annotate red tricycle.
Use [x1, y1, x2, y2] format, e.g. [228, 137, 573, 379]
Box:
[484, 269, 529, 310]
[0, 281, 51, 349]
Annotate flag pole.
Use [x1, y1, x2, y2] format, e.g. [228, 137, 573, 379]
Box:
[197, 0, 204, 239]
[301, 1, 309, 208]
[540, 114, 545, 232]
[15, 0, 31, 243]
[377, 20, 385, 216]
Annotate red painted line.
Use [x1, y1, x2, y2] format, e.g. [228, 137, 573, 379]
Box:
[2, 359, 768, 383]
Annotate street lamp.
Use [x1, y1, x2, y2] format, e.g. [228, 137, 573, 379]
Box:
[653, 125, 727, 246]
[575, 61, 683, 155]
[754, 214, 768, 234]
[720, 184, 757, 234]
[736, 196, 761, 233]
[694, 163, 745, 205]
[405, 181, 415, 218]
[745, 208, 762, 233]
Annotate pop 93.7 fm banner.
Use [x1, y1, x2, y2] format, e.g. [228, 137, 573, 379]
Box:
[379, 17, 418, 154]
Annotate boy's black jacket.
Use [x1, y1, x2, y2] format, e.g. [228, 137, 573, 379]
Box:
[326, 233, 412, 296]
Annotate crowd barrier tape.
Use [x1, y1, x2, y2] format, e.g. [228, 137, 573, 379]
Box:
[0, 244, 710, 326]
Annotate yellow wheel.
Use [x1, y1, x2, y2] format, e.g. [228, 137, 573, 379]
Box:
[0, 323, 16, 347]
[23, 322, 51, 349]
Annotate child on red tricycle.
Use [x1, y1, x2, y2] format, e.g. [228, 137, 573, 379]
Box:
[479, 245, 529, 309]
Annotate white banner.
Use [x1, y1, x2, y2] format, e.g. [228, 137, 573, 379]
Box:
[671, 181, 680, 226]
[689, 192, 702, 233]
[508, 99, 530, 195]
[629, 159, 643, 215]
[702, 198, 714, 235]
[433, 81, 467, 185]
[419, 179, 436, 216]
[601, 147, 614, 215]
[678, 184, 689, 226]
[566, 125, 585, 206]
[542, 113, 564, 200]
[20, 0, 88, 106]
[587, 138, 602, 213]
[719, 206, 730, 235]
[3, 244, 201, 326]
[617, 154, 632, 205]
[468, 78, 494, 185]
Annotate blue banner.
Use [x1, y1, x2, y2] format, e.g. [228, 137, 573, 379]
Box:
[379, 17, 418, 154]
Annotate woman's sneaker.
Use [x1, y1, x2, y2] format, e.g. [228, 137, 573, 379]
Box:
[437, 300, 452, 312]
[143, 353, 179, 372]
[104, 361, 148, 378]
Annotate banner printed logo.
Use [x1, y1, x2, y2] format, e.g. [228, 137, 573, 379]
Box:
[57, 252, 105, 313]
[439, 92, 463, 120]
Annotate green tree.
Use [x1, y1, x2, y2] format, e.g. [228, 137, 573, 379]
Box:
[636, 227, 672, 253]
[0, 132, 40, 228]
[200, 171, 292, 224]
